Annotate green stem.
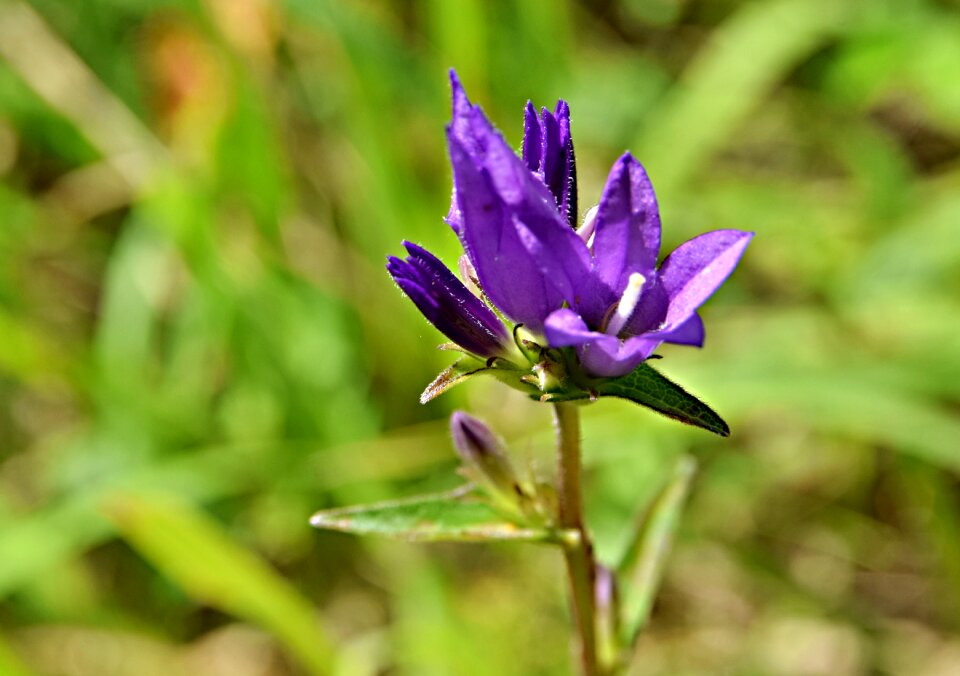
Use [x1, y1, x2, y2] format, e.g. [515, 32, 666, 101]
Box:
[553, 402, 599, 676]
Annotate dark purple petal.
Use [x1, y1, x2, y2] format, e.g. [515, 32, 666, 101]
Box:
[447, 132, 560, 332]
[554, 100, 578, 228]
[539, 107, 563, 202]
[387, 242, 510, 357]
[538, 103, 578, 227]
[522, 102, 541, 173]
[592, 153, 661, 299]
[519, 100, 577, 226]
[658, 230, 753, 328]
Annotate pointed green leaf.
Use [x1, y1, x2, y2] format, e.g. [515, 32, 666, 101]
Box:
[546, 363, 730, 436]
[618, 456, 697, 650]
[599, 364, 730, 436]
[310, 486, 568, 544]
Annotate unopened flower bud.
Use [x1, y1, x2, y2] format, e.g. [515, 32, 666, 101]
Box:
[451, 411, 517, 494]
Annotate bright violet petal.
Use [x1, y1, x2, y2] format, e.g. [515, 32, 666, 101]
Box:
[474, 125, 596, 312]
[387, 243, 510, 358]
[447, 132, 559, 332]
[448, 70, 477, 154]
[544, 309, 659, 378]
[650, 312, 705, 347]
[659, 230, 753, 328]
[580, 334, 661, 378]
[543, 308, 597, 347]
[445, 70, 476, 236]
[592, 153, 661, 299]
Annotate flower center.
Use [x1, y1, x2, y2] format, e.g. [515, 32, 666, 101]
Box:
[605, 272, 647, 336]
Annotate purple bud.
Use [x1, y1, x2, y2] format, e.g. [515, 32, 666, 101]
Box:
[450, 411, 519, 502]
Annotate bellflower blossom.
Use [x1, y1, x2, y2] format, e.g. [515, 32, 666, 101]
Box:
[388, 71, 752, 382]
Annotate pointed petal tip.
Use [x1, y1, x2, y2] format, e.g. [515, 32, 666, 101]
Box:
[448, 68, 463, 91]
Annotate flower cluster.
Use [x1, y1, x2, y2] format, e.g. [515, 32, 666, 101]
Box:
[388, 71, 752, 382]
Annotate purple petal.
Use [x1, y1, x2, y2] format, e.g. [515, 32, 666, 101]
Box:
[554, 100, 578, 228]
[544, 309, 659, 378]
[592, 153, 661, 299]
[579, 335, 661, 378]
[447, 132, 560, 332]
[658, 230, 753, 328]
[387, 242, 510, 358]
[522, 102, 541, 173]
[451, 108, 596, 316]
[543, 308, 597, 348]
[445, 70, 476, 236]
[650, 312, 705, 347]
[448, 70, 478, 155]
[621, 274, 669, 336]
[539, 107, 563, 202]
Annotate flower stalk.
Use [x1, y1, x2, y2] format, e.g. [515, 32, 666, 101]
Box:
[554, 402, 599, 675]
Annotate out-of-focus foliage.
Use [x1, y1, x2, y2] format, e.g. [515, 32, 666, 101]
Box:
[0, 0, 958, 673]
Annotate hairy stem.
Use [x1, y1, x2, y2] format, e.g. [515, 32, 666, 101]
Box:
[553, 402, 599, 675]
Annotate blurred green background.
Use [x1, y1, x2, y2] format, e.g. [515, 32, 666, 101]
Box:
[1, 0, 959, 674]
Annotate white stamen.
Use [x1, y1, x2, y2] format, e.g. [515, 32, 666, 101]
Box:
[606, 272, 646, 335]
[576, 205, 599, 248]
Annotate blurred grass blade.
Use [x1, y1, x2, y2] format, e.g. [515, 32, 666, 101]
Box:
[104, 494, 334, 676]
[0, 1, 166, 186]
[0, 634, 35, 676]
[618, 456, 697, 649]
[637, 0, 849, 195]
[311, 486, 566, 544]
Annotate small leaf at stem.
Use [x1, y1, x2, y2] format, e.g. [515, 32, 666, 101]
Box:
[309, 486, 569, 544]
[617, 455, 697, 652]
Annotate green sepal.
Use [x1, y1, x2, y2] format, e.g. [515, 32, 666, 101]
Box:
[420, 356, 539, 404]
[309, 485, 570, 544]
[543, 362, 730, 437]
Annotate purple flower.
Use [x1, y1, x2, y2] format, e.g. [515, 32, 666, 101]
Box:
[388, 71, 752, 379]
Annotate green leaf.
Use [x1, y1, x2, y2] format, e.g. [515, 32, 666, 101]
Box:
[548, 363, 730, 437]
[104, 494, 335, 676]
[310, 486, 568, 544]
[618, 456, 697, 651]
